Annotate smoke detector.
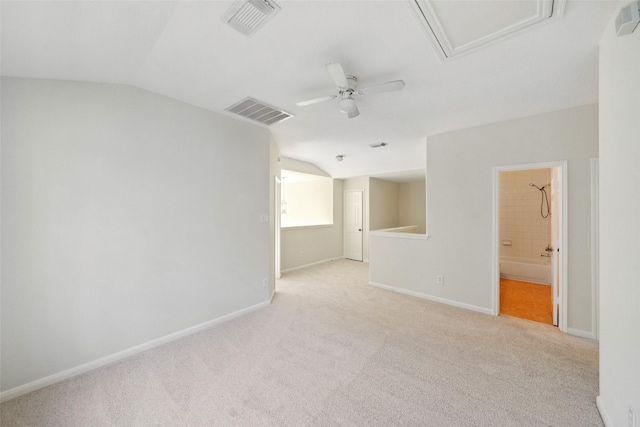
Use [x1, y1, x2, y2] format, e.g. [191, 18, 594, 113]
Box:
[222, 0, 281, 37]
[336, 155, 345, 162]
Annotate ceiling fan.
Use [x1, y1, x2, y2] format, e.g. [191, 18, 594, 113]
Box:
[296, 63, 405, 119]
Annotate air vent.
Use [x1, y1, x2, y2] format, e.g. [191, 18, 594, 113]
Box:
[615, 1, 640, 37]
[225, 97, 293, 126]
[222, 0, 281, 37]
[369, 142, 388, 148]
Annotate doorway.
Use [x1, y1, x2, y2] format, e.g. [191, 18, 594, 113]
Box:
[493, 161, 567, 331]
[344, 190, 364, 261]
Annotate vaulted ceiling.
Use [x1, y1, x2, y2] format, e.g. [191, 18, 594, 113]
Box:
[1, 1, 617, 178]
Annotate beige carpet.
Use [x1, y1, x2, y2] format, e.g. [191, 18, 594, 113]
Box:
[1, 259, 601, 426]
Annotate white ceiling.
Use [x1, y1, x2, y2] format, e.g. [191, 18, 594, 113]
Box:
[0, 1, 617, 179]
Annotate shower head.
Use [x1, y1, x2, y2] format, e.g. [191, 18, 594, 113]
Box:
[529, 182, 551, 191]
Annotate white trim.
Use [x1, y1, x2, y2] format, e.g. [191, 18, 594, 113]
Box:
[596, 396, 612, 427]
[406, 0, 566, 63]
[275, 175, 282, 280]
[270, 290, 276, 304]
[369, 281, 493, 315]
[567, 327, 597, 340]
[591, 158, 599, 340]
[491, 160, 569, 332]
[492, 161, 568, 333]
[281, 257, 344, 274]
[369, 231, 429, 240]
[281, 223, 335, 230]
[560, 162, 569, 332]
[0, 301, 270, 403]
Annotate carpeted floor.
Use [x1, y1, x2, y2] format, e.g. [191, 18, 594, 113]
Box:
[0, 259, 601, 426]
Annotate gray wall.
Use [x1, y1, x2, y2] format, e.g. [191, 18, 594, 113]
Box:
[1, 78, 271, 393]
[371, 104, 598, 336]
[597, 4, 640, 425]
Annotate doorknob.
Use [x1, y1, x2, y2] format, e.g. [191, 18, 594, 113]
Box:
[358, 229, 362, 231]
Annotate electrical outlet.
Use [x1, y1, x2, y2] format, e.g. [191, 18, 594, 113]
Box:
[437, 275, 444, 285]
[630, 406, 636, 427]
[259, 214, 268, 222]
[262, 278, 269, 288]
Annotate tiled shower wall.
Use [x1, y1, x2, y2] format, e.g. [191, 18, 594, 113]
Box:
[500, 169, 553, 261]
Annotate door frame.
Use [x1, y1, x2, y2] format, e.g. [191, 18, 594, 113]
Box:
[492, 160, 568, 332]
[274, 176, 281, 281]
[590, 158, 599, 339]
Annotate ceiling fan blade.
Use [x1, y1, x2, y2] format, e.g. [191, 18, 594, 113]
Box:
[358, 80, 405, 96]
[296, 95, 337, 107]
[326, 63, 349, 89]
[347, 105, 360, 119]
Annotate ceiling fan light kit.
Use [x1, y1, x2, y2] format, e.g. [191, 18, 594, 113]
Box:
[297, 63, 405, 119]
[339, 97, 357, 114]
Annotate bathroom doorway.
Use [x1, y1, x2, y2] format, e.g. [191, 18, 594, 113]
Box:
[493, 161, 567, 331]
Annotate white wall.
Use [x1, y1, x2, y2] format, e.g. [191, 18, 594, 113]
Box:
[279, 158, 343, 271]
[398, 180, 426, 234]
[597, 4, 640, 425]
[0, 78, 271, 394]
[370, 104, 598, 334]
[343, 176, 370, 262]
[282, 178, 333, 228]
[370, 178, 399, 231]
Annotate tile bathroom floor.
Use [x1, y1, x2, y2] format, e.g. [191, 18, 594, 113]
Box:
[500, 278, 553, 325]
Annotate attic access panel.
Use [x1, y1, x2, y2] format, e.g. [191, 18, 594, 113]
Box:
[409, 0, 564, 61]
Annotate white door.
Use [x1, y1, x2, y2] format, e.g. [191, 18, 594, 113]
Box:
[551, 167, 562, 327]
[344, 190, 363, 261]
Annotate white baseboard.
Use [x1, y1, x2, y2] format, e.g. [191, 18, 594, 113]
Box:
[281, 257, 344, 273]
[369, 281, 493, 315]
[567, 327, 597, 340]
[596, 396, 612, 426]
[0, 300, 270, 403]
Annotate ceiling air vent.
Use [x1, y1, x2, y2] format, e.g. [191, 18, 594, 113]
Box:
[369, 142, 388, 148]
[225, 97, 293, 126]
[222, 0, 281, 37]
